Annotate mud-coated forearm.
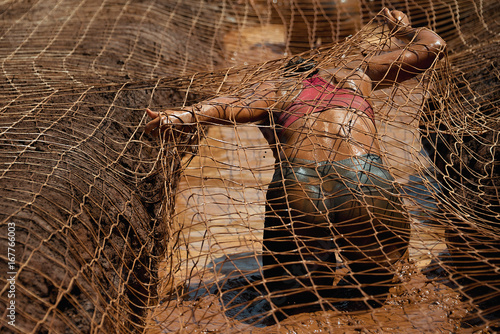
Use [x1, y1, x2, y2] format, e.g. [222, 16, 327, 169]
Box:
[181, 82, 277, 124]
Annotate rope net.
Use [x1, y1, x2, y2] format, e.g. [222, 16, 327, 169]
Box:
[0, 0, 498, 333]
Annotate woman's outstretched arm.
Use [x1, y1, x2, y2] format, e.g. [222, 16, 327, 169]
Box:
[361, 8, 446, 86]
[145, 82, 277, 137]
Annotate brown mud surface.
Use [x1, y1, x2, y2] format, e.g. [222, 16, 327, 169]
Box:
[148, 253, 468, 333]
[0, 1, 214, 331]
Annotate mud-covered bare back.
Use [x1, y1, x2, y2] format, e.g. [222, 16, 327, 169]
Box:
[277, 106, 380, 162]
[272, 66, 379, 162]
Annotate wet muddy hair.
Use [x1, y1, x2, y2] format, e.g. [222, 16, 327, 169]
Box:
[283, 56, 319, 78]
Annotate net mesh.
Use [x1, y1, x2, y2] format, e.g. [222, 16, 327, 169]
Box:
[0, 0, 499, 333]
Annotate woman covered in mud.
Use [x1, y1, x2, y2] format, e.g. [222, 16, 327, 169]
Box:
[145, 9, 446, 315]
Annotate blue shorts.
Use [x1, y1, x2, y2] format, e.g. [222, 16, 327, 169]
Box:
[262, 154, 409, 307]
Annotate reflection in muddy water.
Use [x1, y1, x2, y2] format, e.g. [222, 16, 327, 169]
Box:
[150, 249, 466, 333]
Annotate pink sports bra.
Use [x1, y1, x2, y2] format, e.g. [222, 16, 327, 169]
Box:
[276, 75, 374, 129]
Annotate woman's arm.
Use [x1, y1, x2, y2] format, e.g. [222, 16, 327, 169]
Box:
[360, 9, 446, 86]
[145, 81, 277, 137]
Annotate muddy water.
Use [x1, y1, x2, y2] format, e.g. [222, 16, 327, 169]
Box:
[146, 22, 467, 334]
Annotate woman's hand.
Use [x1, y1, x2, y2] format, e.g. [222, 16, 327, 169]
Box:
[382, 8, 414, 38]
[364, 8, 446, 86]
[144, 108, 193, 137]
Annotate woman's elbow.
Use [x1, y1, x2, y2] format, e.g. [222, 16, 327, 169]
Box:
[423, 28, 447, 59]
[432, 37, 447, 59]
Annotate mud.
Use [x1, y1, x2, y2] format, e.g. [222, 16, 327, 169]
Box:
[0, 1, 218, 331]
[148, 255, 468, 333]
